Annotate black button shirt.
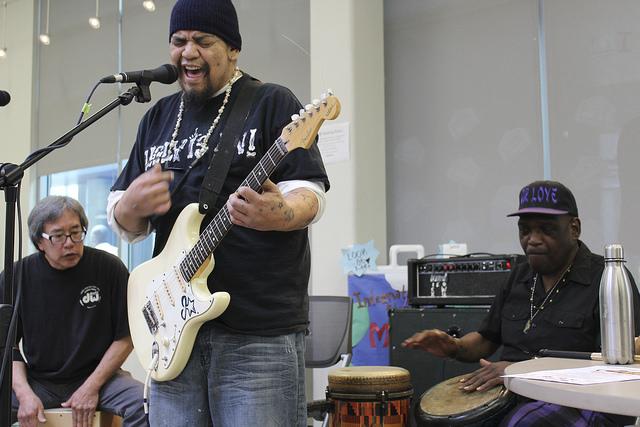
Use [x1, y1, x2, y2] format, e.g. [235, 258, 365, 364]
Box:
[478, 242, 640, 361]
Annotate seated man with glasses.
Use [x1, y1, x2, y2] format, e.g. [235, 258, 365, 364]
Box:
[0, 196, 147, 427]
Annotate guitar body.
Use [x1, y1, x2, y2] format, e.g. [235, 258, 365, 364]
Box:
[128, 92, 340, 381]
[128, 203, 230, 381]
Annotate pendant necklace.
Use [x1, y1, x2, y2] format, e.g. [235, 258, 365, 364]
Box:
[162, 67, 242, 163]
[523, 265, 572, 334]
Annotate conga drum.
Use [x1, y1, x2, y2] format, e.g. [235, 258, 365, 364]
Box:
[327, 366, 413, 427]
[415, 374, 516, 426]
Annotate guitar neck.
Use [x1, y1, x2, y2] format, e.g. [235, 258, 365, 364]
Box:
[179, 138, 289, 280]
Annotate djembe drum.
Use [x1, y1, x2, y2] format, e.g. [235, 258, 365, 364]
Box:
[326, 366, 413, 427]
[415, 374, 516, 426]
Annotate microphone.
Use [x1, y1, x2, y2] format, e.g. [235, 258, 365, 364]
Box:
[100, 64, 178, 85]
[0, 90, 10, 107]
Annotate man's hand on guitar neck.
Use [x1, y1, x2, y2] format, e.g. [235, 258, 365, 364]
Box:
[115, 163, 174, 234]
[227, 179, 319, 232]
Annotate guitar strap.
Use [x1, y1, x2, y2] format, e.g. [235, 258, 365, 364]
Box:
[198, 77, 262, 214]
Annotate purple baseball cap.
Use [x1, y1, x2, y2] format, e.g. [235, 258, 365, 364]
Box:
[507, 180, 578, 217]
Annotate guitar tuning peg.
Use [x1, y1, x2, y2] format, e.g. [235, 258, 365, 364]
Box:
[305, 104, 313, 112]
[320, 93, 327, 100]
[291, 114, 300, 122]
[327, 88, 334, 96]
[299, 108, 306, 117]
[312, 99, 320, 107]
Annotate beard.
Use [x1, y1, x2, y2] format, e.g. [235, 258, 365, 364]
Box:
[527, 255, 559, 276]
[526, 244, 577, 276]
[179, 64, 215, 108]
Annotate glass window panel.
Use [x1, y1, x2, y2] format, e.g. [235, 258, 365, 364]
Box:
[384, 0, 542, 255]
[544, 0, 640, 278]
[40, 164, 154, 270]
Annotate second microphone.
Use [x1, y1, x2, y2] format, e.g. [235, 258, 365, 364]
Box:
[100, 64, 178, 85]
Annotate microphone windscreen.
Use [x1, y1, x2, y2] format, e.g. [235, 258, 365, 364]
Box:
[157, 64, 179, 84]
[0, 90, 10, 107]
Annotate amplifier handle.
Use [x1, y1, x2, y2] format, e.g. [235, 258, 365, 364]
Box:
[389, 244, 425, 267]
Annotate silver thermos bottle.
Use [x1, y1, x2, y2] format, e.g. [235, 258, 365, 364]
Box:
[599, 243, 636, 364]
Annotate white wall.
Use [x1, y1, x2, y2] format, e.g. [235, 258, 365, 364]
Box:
[309, 0, 387, 413]
[309, 0, 387, 295]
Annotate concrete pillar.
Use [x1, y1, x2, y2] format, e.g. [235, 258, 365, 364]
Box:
[0, 0, 36, 264]
[308, 0, 387, 411]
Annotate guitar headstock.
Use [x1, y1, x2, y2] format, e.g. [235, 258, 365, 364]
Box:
[281, 90, 341, 151]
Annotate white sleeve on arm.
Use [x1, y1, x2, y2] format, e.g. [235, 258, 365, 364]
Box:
[277, 180, 326, 224]
[107, 190, 152, 243]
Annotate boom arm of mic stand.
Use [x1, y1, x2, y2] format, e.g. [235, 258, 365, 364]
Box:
[0, 84, 142, 427]
[0, 87, 139, 189]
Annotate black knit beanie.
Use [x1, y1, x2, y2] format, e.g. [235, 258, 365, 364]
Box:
[169, 0, 242, 50]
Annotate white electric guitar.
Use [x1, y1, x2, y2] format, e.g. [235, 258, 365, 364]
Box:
[128, 92, 341, 381]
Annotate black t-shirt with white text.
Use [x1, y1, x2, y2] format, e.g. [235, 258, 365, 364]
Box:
[0, 247, 129, 382]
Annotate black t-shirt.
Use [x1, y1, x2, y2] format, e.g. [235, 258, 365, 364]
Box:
[478, 242, 640, 361]
[112, 74, 330, 335]
[0, 246, 130, 382]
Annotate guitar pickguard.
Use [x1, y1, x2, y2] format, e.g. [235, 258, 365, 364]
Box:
[142, 253, 215, 370]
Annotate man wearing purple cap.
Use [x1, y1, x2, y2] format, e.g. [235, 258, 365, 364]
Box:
[107, 0, 329, 425]
[403, 180, 640, 426]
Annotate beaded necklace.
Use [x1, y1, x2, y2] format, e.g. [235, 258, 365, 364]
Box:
[163, 67, 242, 162]
[523, 265, 572, 334]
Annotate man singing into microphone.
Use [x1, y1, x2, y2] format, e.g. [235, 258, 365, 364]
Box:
[0, 196, 147, 427]
[403, 181, 640, 426]
[107, 0, 329, 425]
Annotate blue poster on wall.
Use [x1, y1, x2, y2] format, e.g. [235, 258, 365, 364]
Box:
[348, 274, 408, 366]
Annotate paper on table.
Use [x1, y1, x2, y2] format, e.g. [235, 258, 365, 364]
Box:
[502, 365, 640, 385]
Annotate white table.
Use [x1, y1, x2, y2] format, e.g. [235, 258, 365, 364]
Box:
[504, 357, 640, 418]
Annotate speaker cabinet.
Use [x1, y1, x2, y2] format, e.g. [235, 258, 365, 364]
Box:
[389, 307, 499, 401]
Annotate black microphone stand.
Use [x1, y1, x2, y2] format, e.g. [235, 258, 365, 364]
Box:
[0, 82, 152, 426]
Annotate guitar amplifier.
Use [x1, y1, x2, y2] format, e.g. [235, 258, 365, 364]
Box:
[407, 254, 522, 306]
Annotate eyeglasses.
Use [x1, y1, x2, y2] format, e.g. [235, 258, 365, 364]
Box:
[41, 229, 86, 245]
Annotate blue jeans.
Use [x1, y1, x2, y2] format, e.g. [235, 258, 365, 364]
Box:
[149, 322, 307, 427]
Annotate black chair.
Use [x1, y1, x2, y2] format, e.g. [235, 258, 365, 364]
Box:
[305, 296, 352, 426]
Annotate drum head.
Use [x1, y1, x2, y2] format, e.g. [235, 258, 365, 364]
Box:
[418, 374, 515, 426]
[328, 366, 411, 394]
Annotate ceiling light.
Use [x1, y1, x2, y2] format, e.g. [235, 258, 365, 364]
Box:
[39, 0, 51, 46]
[0, 2, 6, 58]
[39, 33, 50, 45]
[142, 0, 156, 12]
[89, 16, 100, 29]
[89, 0, 100, 29]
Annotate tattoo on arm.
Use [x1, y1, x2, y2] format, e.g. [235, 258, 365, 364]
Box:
[283, 207, 294, 223]
[281, 188, 319, 229]
[269, 200, 294, 223]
